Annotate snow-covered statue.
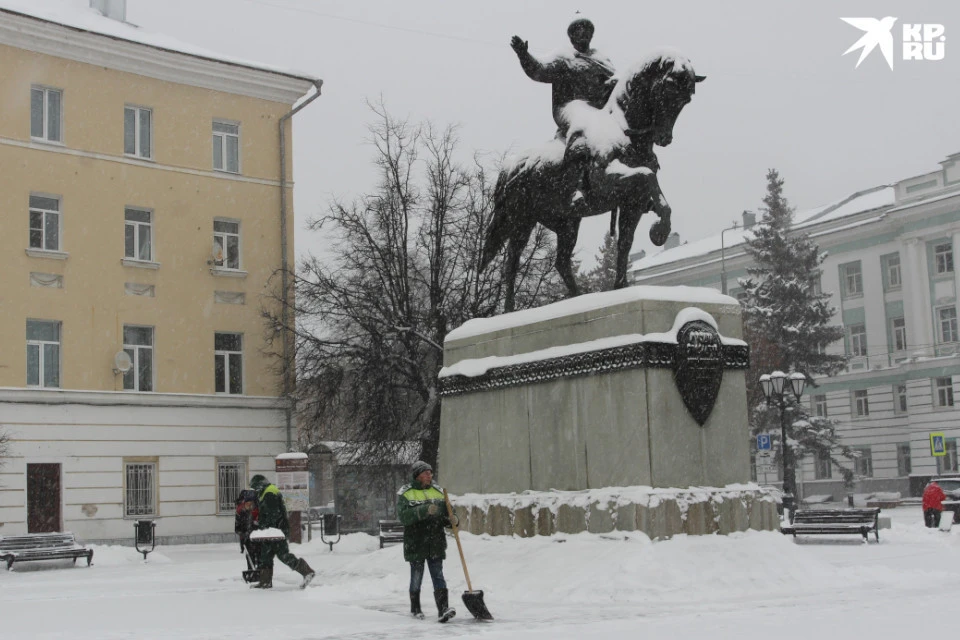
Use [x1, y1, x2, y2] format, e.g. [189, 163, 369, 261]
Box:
[482, 25, 705, 311]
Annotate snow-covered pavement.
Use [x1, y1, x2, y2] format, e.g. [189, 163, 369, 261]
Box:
[1, 506, 957, 639]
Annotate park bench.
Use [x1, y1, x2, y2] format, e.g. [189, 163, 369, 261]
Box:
[378, 520, 404, 549]
[0, 532, 94, 570]
[780, 508, 881, 543]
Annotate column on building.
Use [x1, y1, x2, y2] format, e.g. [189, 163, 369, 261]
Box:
[902, 238, 934, 356]
[861, 253, 886, 370]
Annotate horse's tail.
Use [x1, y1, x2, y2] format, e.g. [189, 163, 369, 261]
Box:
[479, 169, 515, 271]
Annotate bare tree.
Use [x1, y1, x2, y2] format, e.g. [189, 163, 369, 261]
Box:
[267, 101, 564, 472]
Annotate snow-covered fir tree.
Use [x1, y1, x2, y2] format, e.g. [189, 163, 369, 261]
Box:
[579, 232, 617, 293]
[739, 169, 853, 500]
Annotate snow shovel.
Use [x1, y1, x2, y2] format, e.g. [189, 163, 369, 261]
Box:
[443, 488, 493, 620]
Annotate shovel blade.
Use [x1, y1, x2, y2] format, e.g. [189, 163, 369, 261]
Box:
[462, 590, 493, 620]
[242, 569, 260, 583]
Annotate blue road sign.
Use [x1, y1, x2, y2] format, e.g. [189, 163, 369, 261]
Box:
[757, 434, 772, 451]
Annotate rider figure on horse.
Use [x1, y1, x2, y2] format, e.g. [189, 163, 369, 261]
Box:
[511, 15, 617, 140]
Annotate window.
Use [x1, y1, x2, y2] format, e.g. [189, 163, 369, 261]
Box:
[26, 320, 60, 388]
[213, 220, 240, 269]
[849, 323, 867, 357]
[935, 376, 954, 408]
[124, 106, 152, 159]
[123, 325, 154, 392]
[853, 389, 869, 417]
[897, 442, 912, 476]
[212, 121, 240, 173]
[31, 86, 62, 143]
[883, 253, 902, 290]
[124, 461, 156, 517]
[812, 394, 828, 418]
[811, 275, 822, 296]
[29, 195, 60, 251]
[894, 383, 908, 414]
[938, 307, 958, 343]
[217, 459, 246, 513]
[214, 333, 243, 394]
[938, 439, 959, 474]
[124, 208, 152, 261]
[891, 317, 907, 352]
[935, 242, 954, 275]
[853, 446, 873, 478]
[814, 450, 832, 480]
[841, 262, 863, 297]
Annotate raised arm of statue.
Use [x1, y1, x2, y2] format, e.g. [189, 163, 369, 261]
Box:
[511, 35, 562, 83]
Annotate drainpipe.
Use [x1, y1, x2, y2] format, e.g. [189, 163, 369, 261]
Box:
[279, 79, 323, 451]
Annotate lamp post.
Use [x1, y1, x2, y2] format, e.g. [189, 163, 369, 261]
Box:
[759, 371, 807, 519]
[720, 222, 740, 295]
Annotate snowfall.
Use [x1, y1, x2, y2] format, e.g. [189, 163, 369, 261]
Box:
[0, 506, 956, 639]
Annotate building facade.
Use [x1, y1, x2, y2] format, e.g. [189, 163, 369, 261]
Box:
[629, 152, 960, 498]
[0, 3, 320, 542]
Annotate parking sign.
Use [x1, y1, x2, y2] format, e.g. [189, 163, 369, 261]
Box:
[931, 432, 946, 457]
[757, 434, 772, 451]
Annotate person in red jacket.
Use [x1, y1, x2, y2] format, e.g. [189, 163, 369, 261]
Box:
[923, 480, 947, 527]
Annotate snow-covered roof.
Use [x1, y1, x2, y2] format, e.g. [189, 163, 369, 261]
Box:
[629, 186, 896, 275]
[0, 0, 320, 99]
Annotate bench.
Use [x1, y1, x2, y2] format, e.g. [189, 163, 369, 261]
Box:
[0, 532, 94, 570]
[781, 508, 881, 542]
[378, 520, 404, 549]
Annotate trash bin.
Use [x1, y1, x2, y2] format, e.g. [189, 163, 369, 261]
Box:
[135, 519, 156, 560]
[320, 514, 342, 552]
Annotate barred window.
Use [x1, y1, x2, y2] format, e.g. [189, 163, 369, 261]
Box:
[218, 460, 246, 513]
[125, 462, 156, 517]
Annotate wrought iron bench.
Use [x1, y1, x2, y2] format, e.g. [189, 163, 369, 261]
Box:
[780, 508, 881, 543]
[0, 532, 94, 570]
[378, 520, 404, 549]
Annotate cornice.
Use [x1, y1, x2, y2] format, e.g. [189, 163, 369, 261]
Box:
[0, 10, 317, 104]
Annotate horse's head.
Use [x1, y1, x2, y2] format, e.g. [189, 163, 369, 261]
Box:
[614, 52, 704, 147]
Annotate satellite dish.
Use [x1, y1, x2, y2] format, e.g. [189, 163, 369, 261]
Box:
[113, 351, 133, 374]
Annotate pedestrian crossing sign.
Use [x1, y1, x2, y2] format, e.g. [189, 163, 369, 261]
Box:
[931, 432, 946, 457]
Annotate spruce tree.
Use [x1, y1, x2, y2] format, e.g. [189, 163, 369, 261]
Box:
[739, 169, 852, 504]
[580, 232, 617, 293]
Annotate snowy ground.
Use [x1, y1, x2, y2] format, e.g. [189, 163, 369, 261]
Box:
[1, 506, 957, 639]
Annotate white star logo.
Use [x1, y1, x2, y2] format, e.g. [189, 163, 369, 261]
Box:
[841, 17, 898, 69]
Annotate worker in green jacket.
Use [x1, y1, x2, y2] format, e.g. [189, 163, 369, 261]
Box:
[396, 460, 456, 623]
[249, 474, 316, 590]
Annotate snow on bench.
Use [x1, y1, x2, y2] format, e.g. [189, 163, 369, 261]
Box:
[780, 508, 881, 543]
[0, 532, 94, 570]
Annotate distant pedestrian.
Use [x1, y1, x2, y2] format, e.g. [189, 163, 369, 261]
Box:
[397, 461, 456, 623]
[923, 479, 946, 528]
[249, 474, 316, 589]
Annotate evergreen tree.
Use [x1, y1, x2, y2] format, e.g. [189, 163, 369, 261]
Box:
[739, 169, 853, 502]
[580, 232, 617, 293]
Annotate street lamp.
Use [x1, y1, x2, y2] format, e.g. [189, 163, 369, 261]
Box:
[759, 371, 807, 518]
[720, 222, 741, 295]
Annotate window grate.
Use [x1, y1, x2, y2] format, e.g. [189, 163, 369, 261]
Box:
[218, 462, 246, 512]
[125, 463, 155, 516]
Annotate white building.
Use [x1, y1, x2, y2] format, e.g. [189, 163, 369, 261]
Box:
[629, 152, 960, 498]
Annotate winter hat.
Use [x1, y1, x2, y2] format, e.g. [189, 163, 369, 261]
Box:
[411, 460, 433, 481]
[567, 13, 594, 37]
[250, 474, 269, 491]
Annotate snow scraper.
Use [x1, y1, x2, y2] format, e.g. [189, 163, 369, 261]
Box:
[443, 489, 494, 621]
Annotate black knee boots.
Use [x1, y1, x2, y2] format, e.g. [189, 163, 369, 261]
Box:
[410, 591, 425, 619]
[434, 588, 456, 623]
[252, 565, 273, 589]
[294, 558, 316, 589]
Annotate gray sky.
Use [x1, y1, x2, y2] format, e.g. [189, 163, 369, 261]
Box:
[126, 0, 959, 268]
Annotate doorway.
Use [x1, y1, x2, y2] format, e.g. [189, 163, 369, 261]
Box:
[27, 463, 62, 533]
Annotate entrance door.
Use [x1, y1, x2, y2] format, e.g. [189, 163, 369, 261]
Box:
[27, 463, 62, 533]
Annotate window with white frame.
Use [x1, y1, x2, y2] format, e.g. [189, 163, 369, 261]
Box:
[811, 274, 822, 296]
[935, 242, 954, 275]
[891, 317, 907, 352]
[894, 383, 908, 414]
[124, 208, 152, 261]
[883, 253, 901, 290]
[812, 394, 827, 418]
[938, 439, 958, 474]
[841, 262, 863, 297]
[26, 320, 60, 388]
[213, 220, 241, 269]
[124, 461, 156, 516]
[124, 106, 152, 159]
[853, 446, 873, 477]
[814, 450, 832, 480]
[938, 307, 958, 343]
[212, 120, 240, 173]
[31, 86, 62, 143]
[853, 389, 869, 417]
[214, 332, 243, 394]
[217, 459, 246, 513]
[897, 442, 912, 476]
[29, 194, 60, 251]
[123, 325, 154, 392]
[935, 376, 954, 408]
[849, 323, 867, 357]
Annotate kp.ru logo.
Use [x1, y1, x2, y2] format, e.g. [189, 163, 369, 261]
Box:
[841, 17, 945, 69]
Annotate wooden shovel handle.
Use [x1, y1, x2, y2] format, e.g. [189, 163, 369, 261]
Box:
[443, 488, 473, 592]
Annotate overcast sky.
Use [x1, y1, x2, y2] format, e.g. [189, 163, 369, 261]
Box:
[124, 0, 959, 268]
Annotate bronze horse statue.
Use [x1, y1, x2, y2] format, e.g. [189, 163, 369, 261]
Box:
[481, 52, 704, 311]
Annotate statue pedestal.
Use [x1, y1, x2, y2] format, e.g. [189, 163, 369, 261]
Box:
[438, 286, 751, 496]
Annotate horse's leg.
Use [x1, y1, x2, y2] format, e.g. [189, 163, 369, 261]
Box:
[644, 173, 672, 247]
[615, 208, 643, 289]
[503, 225, 534, 313]
[555, 220, 581, 298]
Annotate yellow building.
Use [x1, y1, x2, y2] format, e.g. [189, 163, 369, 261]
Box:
[0, 1, 321, 542]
